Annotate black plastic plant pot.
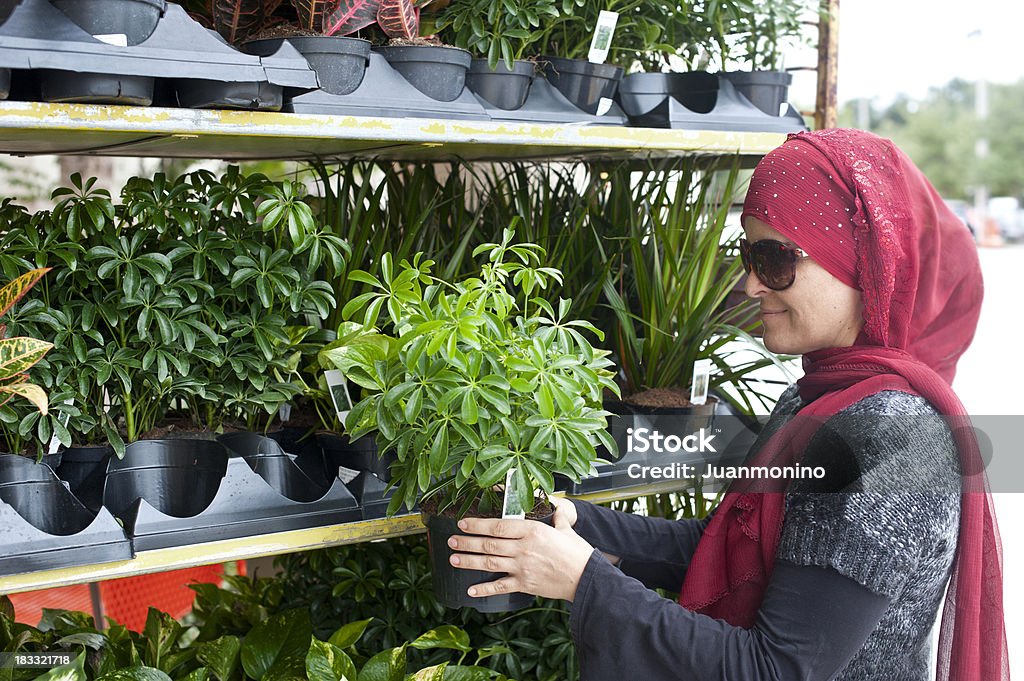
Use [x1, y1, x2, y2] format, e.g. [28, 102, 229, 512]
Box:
[377, 45, 472, 102]
[50, 0, 166, 45]
[104, 440, 228, 521]
[540, 56, 623, 115]
[174, 79, 283, 111]
[38, 69, 154, 105]
[425, 510, 554, 612]
[105, 438, 360, 551]
[0, 454, 131, 576]
[465, 59, 535, 110]
[40, 450, 62, 470]
[217, 431, 331, 501]
[618, 72, 719, 115]
[57, 445, 114, 511]
[246, 36, 370, 96]
[722, 70, 792, 116]
[317, 432, 395, 482]
[0, 68, 10, 99]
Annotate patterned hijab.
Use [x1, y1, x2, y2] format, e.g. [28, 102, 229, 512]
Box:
[678, 129, 1008, 681]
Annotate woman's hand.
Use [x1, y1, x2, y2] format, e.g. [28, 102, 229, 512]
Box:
[448, 516, 594, 602]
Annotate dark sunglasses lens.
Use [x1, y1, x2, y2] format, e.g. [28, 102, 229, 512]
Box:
[749, 240, 796, 290]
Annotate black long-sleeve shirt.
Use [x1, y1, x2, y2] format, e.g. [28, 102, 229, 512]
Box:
[565, 388, 962, 680]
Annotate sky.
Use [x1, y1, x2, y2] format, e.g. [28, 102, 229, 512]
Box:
[834, 0, 1024, 105]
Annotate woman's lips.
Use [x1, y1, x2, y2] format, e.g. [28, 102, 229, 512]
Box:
[760, 309, 787, 319]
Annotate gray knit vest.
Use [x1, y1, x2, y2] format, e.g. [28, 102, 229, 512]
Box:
[759, 386, 961, 680]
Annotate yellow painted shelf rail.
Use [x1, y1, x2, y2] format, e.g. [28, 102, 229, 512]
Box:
[0, 481, 689, 595]
[0, 101, 787, 162]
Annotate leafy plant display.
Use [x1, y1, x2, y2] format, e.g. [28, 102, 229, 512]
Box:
[0, 268, 52, 421]
[435, 0, 557, 70]
[601, 160, 785, 413]
[0, 591, 513, 681]
[324, 226, 618, 517]
[727, 0, 812, 71]
[191, 0, 437, 44]
[0, 168, 347, 455]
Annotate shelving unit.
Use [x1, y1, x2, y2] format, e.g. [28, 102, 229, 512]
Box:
[0, 481, 689, 595]
[0, 101, 789, 162]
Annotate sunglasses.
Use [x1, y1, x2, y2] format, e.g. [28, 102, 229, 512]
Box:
[738, 238, 807, 291]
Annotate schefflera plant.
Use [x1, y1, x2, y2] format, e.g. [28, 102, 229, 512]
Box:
[323, 226, 618, 518]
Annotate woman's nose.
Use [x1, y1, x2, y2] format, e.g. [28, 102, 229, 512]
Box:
[744, 270, 771, 298]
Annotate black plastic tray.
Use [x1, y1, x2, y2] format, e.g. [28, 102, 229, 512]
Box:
[0, 455, 131, 577]
[283, 52, 489, 121]
[0, 0, 316, 100]
[617, 74, 807, 133]
[103, 438, 360, 552]
[473, 76, 628, 126]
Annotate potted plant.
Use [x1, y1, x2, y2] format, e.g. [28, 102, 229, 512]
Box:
[324, 225, 618, 611]
[602, 160, 783, 420]
[192, 0, 374, 96]
[0, 268, 52, 429]
[721, 0, 810, 115]
[434, 0, 558, 109]
[50, 0, 167, 45]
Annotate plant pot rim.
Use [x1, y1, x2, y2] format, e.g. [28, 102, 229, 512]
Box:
[468, 59, 536, 77]
[722, 69, 793, 84]
[247, 35, 371, 47]
[53, 0, 167, 7]
[539, 55, 624, 78]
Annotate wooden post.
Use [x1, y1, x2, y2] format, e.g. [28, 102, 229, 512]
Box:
[815, 0, 840, 130]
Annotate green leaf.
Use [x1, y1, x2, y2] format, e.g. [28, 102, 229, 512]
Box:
[404, 664, 446, 681]
[327, 619, 373, 649]
[305, 639, 356, 681]
[356, 647, 405, 681]
[34, 652, 86, 681]
[410, 627, 471, 653]
[96, 668, 172, 681]
[240, 609, 312, 681]
[197, 636, 241, 681]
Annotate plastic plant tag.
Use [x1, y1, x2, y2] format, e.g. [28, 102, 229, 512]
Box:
[588, 10, 619, 64]
[501, 466, 525, 520]
[278, 403, 292, 423]
[336, 465, 360, 485]
[324, 369, 353, 425]
[47, 398, 75, 455]
[690, 359, 712, 406]
[596, 97, 614, 116]
[94, 34, 128, 47]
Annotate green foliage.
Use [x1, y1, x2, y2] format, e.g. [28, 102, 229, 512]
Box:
[0, 167, 347, 455]
[723, 0, 815, 71]
[274, 536, 577, 680]
[0, 590, 509, 681]
[325, 227, 619, 517]
[601, 160, 784, 414]
[435, 0, 558, 70]
[842, 78, 1024, 201]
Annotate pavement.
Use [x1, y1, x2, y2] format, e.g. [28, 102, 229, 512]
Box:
[953, 242, 1024, 668]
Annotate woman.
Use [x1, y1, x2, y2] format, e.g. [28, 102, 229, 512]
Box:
[447, 129, 1009, 680]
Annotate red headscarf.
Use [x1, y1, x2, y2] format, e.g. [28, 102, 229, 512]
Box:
[677, 129, 1008, 681]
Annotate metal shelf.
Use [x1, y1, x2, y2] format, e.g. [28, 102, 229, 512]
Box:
[0, 481, 690, 595]
[0, 101, 788, 162]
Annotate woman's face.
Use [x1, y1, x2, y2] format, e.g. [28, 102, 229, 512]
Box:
[742, 217, 864, 355]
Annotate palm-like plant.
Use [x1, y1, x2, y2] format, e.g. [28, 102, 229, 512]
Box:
[603, 159, 788, 414]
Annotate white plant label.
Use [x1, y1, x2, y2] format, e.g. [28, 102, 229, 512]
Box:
[690, 359, 712, 406]
[324, 369, 353, 426]
[337, 465, 360, 484]
[596, 97, 614, 116]
[278, 402, 292, 423]
[94, 33, 128, 47]
[501, 466, 525, 520]
[588, 10, 619, 64]
[47, 398, 75, 455]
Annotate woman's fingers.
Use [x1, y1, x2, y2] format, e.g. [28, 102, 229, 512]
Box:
[456, 517, 530, 538]
[449, 551, 517, 574]
[464, 577, 519, 598]
[448, 534, 517, 556]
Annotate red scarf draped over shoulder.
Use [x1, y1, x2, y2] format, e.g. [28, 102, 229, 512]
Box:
[677, 129, 1008, 681]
